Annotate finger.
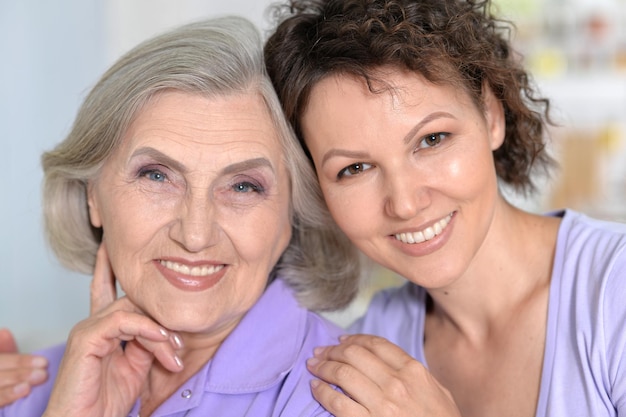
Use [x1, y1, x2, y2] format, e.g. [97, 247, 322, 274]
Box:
[66, 308, 170, 362]
[0, 382, 31, 407]
[90, 244, 117, 315]
[337, 334, 417, 371]
[310, 379, 368, 417]
[0, 366, 48, 389]
[310, 336, 426, 408]
[307, 354, 381, 408]
[0, 329, 18, 353]
[0, 353, 47, 372]
[127, 337, 183, 373]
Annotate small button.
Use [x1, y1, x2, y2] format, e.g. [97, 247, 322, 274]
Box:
[181, 389, 192, 399]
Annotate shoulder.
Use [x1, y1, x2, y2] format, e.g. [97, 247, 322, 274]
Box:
[557, 210, 626, 258]
[554, 209, 626, 311]
[268, 310, 342, 416]
[349, 282, 425, 332]
[0, 344, 65, 417]
[547, 210, 626, 411]
[347, 282, 426, 358]
[553, 210, 626, 287]
[554, 210, 626, 302]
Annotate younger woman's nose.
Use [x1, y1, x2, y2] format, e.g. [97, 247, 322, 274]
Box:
[384, 173, 430, 219]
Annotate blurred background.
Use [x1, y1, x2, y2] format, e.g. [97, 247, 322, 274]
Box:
[1, 0, 625, 351]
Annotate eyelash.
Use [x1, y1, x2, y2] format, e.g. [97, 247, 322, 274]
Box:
[232, 180, 264, 194]
[418, 132, 449, 149]
[138, 167, 168, 182]
[335, 132, 449, 179]
[337, 162, 372, 179]
[138, 164, 267, 198]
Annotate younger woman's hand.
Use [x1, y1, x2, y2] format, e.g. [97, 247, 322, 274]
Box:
[307, 334, 461, 417]
[42, 245, 184, 417]
[0, 329, 48, 406]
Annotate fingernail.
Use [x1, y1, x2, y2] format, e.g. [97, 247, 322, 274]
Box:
[172, 334, 183, 349]
[31, 356, 48, 367]
[310, 379, 320, 389]
[13, 382, 29, 396]
[174, 355, 183, 369]
[160, 328, 169, 338]
[313, 347, 325, 356]
[28, 369, 47, 384]
[307, 357, 320, 367]
[339, 334, 349, 342]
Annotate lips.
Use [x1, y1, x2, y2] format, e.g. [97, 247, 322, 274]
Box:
[155, 259, 227, 292]
[394, 213, 453, 244]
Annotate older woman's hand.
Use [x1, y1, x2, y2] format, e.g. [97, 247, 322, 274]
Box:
[42, 245, 184, 417]
[0, 329, 48, 406]
[307, 334, 461, 417]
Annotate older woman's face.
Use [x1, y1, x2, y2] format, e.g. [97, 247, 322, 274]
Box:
[87, 90, 292, 338]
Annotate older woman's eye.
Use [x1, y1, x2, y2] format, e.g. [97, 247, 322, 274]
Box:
[418, 132, 449, 149]
[233, 181, 264, 193]
[337, 162, 372, 179]
[139, 168, 168, 182]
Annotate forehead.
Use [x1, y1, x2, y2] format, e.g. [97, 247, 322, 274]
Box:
[118, 90, 286, 167]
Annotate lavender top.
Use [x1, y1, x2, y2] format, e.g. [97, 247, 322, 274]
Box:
[349, 210, 626, 416]
[1, 278, 343, 416]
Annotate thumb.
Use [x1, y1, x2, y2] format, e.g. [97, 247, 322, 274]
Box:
[0, 328, 18, 353]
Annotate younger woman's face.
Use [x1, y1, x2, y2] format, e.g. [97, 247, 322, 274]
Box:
[301, 69, 505, 288]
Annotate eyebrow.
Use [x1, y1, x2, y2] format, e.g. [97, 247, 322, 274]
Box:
[220, 157, 275, 176]
[402, 111, 457, 145]
[321, 149, 370, 167]
[131, 147, 186, 173]
[320, 111, 457, 167]
[131, 147, 274, 175]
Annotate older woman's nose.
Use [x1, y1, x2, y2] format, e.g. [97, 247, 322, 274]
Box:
[169, 194, 219, 252]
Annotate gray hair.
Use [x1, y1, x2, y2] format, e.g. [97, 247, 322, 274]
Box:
[42, 16, 360, 311]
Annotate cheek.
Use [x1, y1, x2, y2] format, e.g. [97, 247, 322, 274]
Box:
[322, 184, 374, 239]
[100, 193, 172, 274]
[444, 147, 496, 198]
[225, 202, 292, 265]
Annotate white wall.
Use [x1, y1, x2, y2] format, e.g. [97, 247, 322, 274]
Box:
[0, 0, 276, 352]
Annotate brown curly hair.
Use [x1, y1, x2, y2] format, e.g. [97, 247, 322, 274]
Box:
[265, 0, 555, 193]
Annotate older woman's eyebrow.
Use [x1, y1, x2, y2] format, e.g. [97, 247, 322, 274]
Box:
[220, 157, 275, 176]
[131, 147, 187, 173]
[130, 149, 274, 176]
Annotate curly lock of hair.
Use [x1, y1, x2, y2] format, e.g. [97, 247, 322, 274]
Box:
[265, 0, 555, 194]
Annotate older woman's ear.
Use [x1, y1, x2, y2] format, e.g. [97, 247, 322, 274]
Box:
[87, 181, 103, 228]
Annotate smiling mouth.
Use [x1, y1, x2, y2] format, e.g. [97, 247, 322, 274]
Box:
[159, 260, 225, 276]
[394, 213, 453, 244]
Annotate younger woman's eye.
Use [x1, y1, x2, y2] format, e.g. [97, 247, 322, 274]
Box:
[418, 132, 449, 149]
[337, 162, 372, 179]
[139, 168, 168, 182]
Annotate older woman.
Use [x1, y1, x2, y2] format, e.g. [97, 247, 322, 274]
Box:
[265, 0, 626, 416]
[0, 15, 359, 417]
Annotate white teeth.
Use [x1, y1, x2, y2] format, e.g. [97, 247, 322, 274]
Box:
[394, 214, 452, 244]
[160, 260, 224, 276]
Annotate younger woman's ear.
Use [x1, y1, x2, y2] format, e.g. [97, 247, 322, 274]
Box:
[86, 180, 103, 228]
[483, 83, 506, 151]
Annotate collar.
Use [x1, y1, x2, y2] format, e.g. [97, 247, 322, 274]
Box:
[201, 278, 306, 393]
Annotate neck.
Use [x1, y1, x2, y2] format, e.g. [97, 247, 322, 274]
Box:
[425, 202, 560, 343]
